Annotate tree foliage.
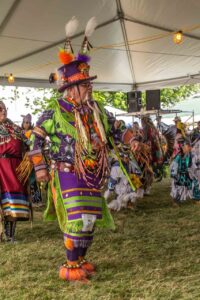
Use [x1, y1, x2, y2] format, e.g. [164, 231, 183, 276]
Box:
[157, 84, 200, 108]
[93, 91, 127, 110]
[94, 84, 200, 110]
[28, 90, 128, 114]
[28, 88, 60, 115]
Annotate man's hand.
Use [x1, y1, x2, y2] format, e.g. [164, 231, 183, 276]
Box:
[35, 169, 51, 183]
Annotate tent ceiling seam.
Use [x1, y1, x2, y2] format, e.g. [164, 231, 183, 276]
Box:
[0, 76, 133, 89]
[0, 16, 119, 68]
[136, 73, 200, 87]
[123, 15, 200, 41]
[0, 0, 22, 34]
[0, 77, 133, 86]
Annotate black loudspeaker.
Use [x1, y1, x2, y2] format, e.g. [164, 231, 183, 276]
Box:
[146, 90, 160, 110]
[127, 91, 142, 113]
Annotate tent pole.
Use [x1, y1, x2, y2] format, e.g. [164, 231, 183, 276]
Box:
[115, 0, 136, 85]
[193, 110, 195, 129]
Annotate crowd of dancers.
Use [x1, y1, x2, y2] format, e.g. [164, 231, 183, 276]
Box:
[105, 115, 200, 210]
[0, 91, 200, 282]
[0, 16, 200, 283]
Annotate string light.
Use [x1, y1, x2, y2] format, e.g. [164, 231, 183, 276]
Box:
[7, 73, 15, 83]
[173, 31, 183, 44]
[5, 23, 200, 79]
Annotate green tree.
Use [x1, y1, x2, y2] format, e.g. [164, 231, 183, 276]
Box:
[28, 88, 60, 115]
[144, 84, 200, 108]
[93, 84, 200, 110]
[93, 91, 127, 110]
[28, 90, 128, 114]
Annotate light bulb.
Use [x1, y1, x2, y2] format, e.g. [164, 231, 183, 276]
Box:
[173, 31, 183, 44]
[7, 73, 15, 83]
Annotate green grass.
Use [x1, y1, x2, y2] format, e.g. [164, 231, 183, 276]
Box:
[1, 178, 200, 300]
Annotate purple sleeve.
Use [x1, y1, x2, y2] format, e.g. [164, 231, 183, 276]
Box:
[29, 110, 54, 171]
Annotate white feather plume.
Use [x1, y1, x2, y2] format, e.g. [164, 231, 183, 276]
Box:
[85, 17, 97, 37]
[65, 16, 79, 38]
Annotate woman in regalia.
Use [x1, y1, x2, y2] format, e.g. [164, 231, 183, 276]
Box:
[0, 101, 30, 242]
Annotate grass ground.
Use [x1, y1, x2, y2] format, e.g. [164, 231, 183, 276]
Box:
[1, 178, 200, 300]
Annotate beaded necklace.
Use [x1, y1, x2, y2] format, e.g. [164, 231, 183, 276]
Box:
[0, 119, 22, 145]
[63, 97, 109, 188]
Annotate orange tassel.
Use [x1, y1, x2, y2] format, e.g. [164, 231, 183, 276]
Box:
[31, 154, 43, 165]
[81, 262, 96, 275]
[64, 238, 74, 251]
[58, 49, 74, 64]
[25, 130, 32, 139]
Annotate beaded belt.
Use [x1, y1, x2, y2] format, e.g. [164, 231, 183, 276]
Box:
[51, 161, 74, 172]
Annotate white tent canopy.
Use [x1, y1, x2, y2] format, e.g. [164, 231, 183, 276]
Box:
[1, 0, 200, 91]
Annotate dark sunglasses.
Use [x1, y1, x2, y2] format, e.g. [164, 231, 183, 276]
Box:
[80, 82, 92, 87]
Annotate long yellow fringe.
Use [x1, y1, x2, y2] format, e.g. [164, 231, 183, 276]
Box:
[75, 109, 89, 150]
[16, 153, 33, 184]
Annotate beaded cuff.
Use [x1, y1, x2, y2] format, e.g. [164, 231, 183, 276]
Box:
[33, 126, 47, 138]
[28, 149, 47, 171]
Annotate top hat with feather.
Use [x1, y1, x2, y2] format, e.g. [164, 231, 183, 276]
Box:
[50, 17, 97, 93]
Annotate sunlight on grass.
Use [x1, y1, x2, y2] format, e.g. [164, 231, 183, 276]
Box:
[1, 178, 200, 300]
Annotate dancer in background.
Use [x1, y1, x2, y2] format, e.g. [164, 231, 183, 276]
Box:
[105, 142, 142, 211]
[21, 114, 42, 206]
[172, 117, 187, 159]
[190, 121, 200, 186]
[170, 138, 200, 203]
[21, 113, 33, 139]
[0, 101, 30, 242]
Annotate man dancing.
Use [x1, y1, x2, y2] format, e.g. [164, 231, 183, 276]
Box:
[28, 17, 114, 282]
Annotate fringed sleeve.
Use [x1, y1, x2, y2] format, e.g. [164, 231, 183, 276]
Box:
[29, 109, 55, 172]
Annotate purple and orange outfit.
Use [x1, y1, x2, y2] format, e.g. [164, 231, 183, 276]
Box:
[29, 16, 116, 282]
[29, 97, 114, 281]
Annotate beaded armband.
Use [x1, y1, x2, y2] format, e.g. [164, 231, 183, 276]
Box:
[32, 126, 47, 138]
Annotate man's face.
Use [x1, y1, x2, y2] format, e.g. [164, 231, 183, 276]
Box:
[0, 103, 7, 122]
[23, 121, 31, 131]
[157, 117, 161, 123]
[69, 82, 92, 103]
[197, 122, 200, 130]
[131, 140, 140, 152]
[133, 123, 139, 129]
[122, 154, 129, 164]
[182, 143, 191, 154]
[114, 120, 121, 130]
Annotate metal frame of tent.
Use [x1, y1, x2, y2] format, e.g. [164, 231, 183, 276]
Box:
[1, 0, 200, 90]
[116, 109, 195, 128]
